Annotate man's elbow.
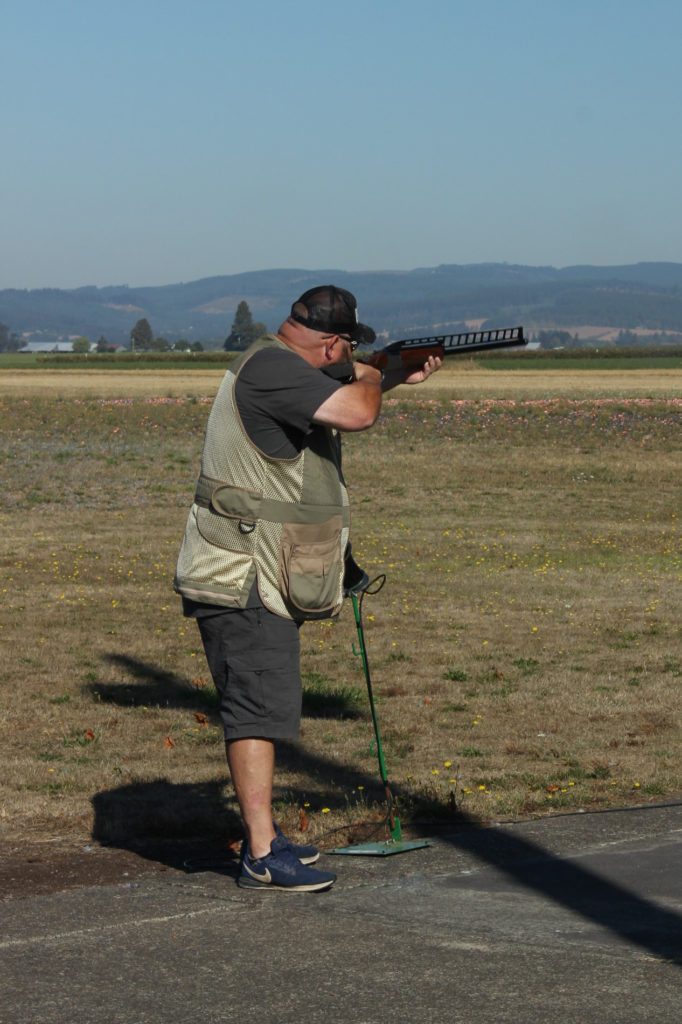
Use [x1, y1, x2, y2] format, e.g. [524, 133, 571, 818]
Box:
[345, 401, 381, 431]
[360, 406, 381, 430]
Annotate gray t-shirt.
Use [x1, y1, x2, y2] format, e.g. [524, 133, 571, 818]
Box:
[234, 347, 341, 458]
[183, 345, 342, 616]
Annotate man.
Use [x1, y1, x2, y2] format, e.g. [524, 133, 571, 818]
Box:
[175, 285, 440, 891]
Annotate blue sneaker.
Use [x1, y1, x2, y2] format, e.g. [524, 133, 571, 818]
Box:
[273, 822, 320, 865]
[239, 824, 320, 866]
[239, 835, 336, 892]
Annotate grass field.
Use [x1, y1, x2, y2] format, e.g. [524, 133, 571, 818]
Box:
[1, 363, 680, 400]
[1, 364, 681, 853]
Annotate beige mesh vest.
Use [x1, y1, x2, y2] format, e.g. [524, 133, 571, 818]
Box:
[174, 335, 350, 619]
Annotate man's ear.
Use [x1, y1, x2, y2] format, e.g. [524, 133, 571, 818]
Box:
[323, 335, 343, 362]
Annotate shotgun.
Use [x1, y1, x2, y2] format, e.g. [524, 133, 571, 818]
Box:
[366, 325, 526, 373]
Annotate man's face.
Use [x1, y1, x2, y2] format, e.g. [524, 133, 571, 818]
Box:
[312, 331, 357, 370]
[332, 334, 357, 362]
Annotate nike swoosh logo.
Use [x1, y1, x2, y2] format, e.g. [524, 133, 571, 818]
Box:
[244, 862, 272, 883]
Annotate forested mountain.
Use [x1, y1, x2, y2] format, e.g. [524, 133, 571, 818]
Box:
[3, 262, 682, 346]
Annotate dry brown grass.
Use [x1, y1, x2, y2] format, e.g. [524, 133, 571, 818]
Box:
[1, 364, 680, 399]
[0, 369, 225, 398]
[1, 368, 680, 851]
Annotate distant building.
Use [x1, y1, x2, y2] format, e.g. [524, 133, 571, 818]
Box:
[18, 341, 76, 354]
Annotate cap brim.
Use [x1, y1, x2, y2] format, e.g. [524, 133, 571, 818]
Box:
[350, 323, 376, 346]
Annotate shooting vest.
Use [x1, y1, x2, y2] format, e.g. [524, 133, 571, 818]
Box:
[174, 335, 350, 620]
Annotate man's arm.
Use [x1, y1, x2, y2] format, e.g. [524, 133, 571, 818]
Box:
[313, 348, 442, 430]
[312, 361, 383, 431]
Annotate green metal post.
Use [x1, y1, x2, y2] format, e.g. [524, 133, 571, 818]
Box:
[351, 591, 402, 843]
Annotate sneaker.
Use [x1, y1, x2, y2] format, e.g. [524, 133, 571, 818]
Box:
[238, 824, 320, 866]
[273, 822, 320, 864]
[238, 835, 336, 892]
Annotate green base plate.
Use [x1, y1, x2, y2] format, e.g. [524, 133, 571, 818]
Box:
[328, 839, 431, 856]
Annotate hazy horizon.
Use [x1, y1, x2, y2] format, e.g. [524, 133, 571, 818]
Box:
[8, 258, 682, 295]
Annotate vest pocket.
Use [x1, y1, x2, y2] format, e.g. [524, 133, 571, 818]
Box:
[280, 516, 343, 617]
[196, 505, 257, 554]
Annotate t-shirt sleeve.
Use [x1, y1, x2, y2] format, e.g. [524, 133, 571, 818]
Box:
[235, 347, 343, 457]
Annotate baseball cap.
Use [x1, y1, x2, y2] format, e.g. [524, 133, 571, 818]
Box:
[290, 285, 376, 346]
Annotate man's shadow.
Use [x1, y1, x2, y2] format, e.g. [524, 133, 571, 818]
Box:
[90, 653, 682, 964]
[92, 778, 244, 877]
[92, 652, 365, 718]
[90, 653, 370, 877]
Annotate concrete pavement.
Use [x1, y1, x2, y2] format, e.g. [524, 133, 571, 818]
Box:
[2, 802, 681, 1023]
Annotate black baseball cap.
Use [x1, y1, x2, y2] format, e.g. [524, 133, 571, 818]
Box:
[290, 285, 376, 346]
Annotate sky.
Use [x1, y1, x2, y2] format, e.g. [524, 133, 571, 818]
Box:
[3, 0, 682, 290]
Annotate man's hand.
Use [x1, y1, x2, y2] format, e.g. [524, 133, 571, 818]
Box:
[400, 354, 442, 385]
[352, 361, 383, 383]
[378, 353, 442, 391]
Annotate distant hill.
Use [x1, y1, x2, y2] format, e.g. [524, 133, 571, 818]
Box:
[3, 262, 682, 346]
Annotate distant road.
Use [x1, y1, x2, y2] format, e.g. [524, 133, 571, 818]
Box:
[0, 367, 680, 399]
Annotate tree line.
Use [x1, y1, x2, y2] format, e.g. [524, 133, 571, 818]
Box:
[129, 318, 203, 352]
[6, 302, 680, 356]
[535, 328, 682, 349]
[130, 302, 268, 353]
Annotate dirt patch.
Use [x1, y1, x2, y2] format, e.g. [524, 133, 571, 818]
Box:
[0, 839, 241, 901]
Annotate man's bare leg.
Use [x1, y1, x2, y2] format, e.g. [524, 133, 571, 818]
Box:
[227, 737, 277, 859]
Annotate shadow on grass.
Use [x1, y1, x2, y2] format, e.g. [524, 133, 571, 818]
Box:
[91, 653, 682, 965]
[300, 674, 365, 720]
[91, 653, 364, 720]
[89, 653, 220, 712]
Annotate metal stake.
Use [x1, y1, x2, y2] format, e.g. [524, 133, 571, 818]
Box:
[329, 582, 430, 857]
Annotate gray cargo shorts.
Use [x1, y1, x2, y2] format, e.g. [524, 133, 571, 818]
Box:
[197, 603, 302, 741]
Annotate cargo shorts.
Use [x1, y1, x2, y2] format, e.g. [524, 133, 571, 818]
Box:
[196, 603, 302, 741]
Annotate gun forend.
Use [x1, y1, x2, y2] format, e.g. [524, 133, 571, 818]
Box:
[367, 326, 526, 372]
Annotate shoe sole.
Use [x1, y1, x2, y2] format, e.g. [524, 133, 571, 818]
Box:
[238, 876, 335, 892]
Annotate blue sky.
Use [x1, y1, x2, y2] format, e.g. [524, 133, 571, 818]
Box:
[3, 0, 682, 289]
